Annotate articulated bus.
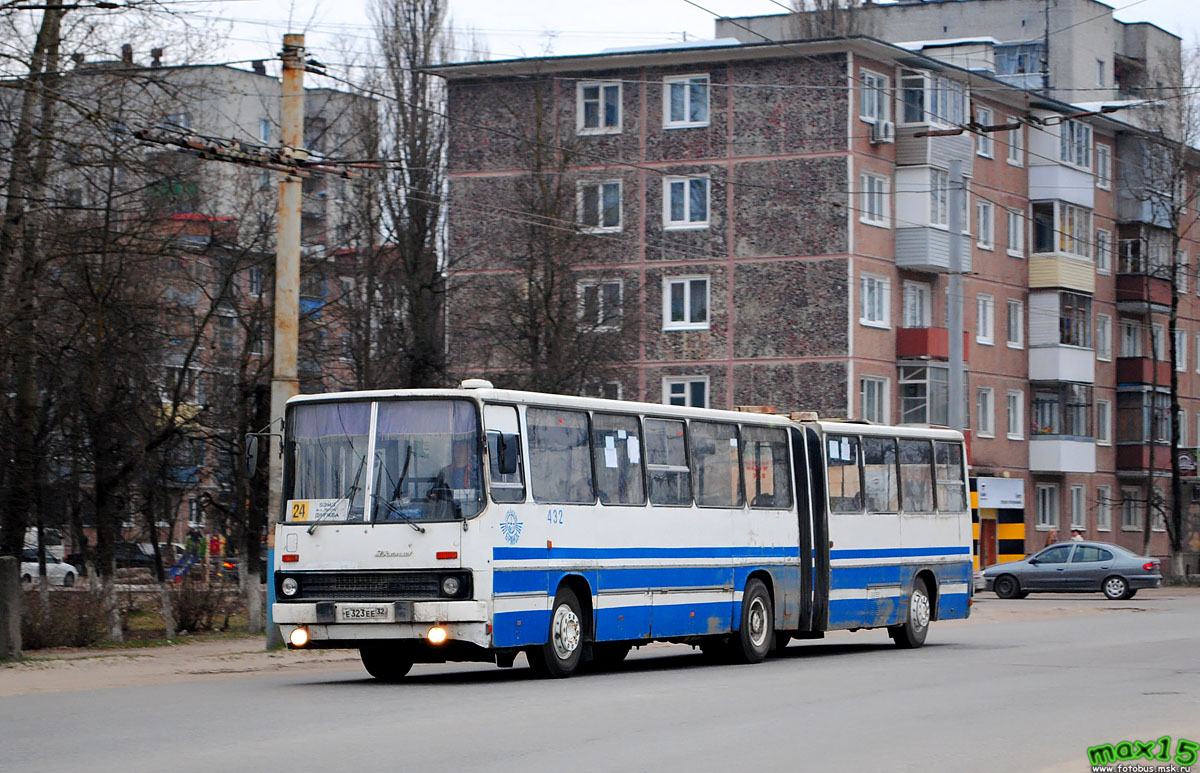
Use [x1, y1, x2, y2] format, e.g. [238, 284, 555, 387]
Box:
[272, 381, 972, 679]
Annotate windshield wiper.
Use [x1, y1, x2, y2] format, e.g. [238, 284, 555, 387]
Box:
[308, 452, 366, 535]
[370, 493, 426, 533]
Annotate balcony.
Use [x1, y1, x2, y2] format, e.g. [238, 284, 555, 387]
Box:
[1116, 444, 1172, 473]
[896, 327, 970, 361]
[1115, 273, 1171, 314]
[1028, 345, 1094, 382]
[1115, 356, 1171, 386]
[895, 227, 974, 274]
[1029, 438, 1096, 473]
[894, 126, 974, 169]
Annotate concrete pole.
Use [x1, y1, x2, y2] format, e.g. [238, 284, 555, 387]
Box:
[0, 556, 20, 660]
[947, 160, 966, 432]
[265, 33, 305, 649]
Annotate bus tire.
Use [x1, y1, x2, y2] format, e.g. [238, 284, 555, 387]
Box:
[528, 586, 584, 678]
[890, 578, 932, 649]
[731, 579, 773, 664]
[359, 645, 414, 682]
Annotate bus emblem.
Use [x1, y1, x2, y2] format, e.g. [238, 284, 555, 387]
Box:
[501, 509, 523, 545]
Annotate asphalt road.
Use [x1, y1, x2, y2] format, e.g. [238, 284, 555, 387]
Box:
[4, 592, 1199, 773]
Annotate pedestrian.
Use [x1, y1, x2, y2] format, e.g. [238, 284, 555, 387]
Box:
[1045, 528, 1059, 546]
[1070, 527, 1084, 542]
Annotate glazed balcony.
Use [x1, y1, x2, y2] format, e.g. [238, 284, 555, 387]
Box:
[1115, 356, 1171, 386]
[1115, 273, 1171, 314]
[1115, 444, 1172, 473]
[896, 327, 970, 361]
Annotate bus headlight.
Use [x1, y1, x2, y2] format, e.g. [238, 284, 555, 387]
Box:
[290, 626, 309, 647]
[441, 576, 461, 597]
[281, 577, 299, 597]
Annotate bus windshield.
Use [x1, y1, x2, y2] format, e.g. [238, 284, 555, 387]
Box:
[289, 399, 483, 524]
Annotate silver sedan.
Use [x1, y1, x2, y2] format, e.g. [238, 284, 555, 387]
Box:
[982, 541, 1162, 600]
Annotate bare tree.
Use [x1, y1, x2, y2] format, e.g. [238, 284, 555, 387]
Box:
[789, 0, 875, 40]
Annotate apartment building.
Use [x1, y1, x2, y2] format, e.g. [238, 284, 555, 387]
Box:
[437, 31, 1199, 571]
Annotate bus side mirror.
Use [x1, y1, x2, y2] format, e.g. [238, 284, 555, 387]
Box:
[244, 435, 259, 479]
[497, 433, 519, 475]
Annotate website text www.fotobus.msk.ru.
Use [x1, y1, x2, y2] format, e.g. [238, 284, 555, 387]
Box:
[1087, 734, 1197, 771]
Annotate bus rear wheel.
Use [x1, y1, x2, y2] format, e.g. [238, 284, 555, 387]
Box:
[527, 586, 584, 678]
[889, 578, 932, 649]
[731, 579, 773, 664]
[359, 645, 414, 682]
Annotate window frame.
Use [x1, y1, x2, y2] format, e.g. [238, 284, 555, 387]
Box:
[976, 293, 995, 346]
[662, 275, 711, 331]
[860, 273, 890, 329]
[689, 420, 744, 509]
[975, 106, 994, 158]
[1006, 117, 1023, 166]
[1006, 299, 1024, 349]
[1059, 119, 1093, 170]
[1095, 228, 1112, 274]
[577, 179, 623, 232]
[1006, 208, 1025, 257]
[1096, 485, 1112, 531]
[859, 172, 889, 227]
[663, 73, 710, 129]
[902, 281, 932, 328]
[577, 81, 623, 135]
[1036, 483, 1059, 530]
[1095, 143, 1112, 190]
[859, 68, 890, 124]
[1096, 313, 1112, 361]
[576, 278, 624, 332]
[1069, 484, 1086, 529]
[860, 376, 889, 424]
[1120, 486, 1143, 531]
[662, 376, 709, 408]
[527, 407, 596, 506]
[976, 200, 994, 249]
[976, 386, 995, 438]
[1007, 389, 1024, 440]
[663, 175, 710, 230]
[1096, 398, 1112, 445]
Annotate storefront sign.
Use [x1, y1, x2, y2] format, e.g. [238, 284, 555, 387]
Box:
[976, 477, 1024, 508]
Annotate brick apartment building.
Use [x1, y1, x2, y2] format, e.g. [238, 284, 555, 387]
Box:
[437, 25, 1200, 570]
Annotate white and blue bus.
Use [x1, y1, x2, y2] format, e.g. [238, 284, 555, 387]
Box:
[272, 381, 972, 679]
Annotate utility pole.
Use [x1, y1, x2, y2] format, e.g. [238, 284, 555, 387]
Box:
[947, 160, 966, 432]
[265, 33, 305, 650]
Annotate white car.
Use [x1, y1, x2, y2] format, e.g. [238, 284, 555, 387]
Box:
[20, 548, 79, 587]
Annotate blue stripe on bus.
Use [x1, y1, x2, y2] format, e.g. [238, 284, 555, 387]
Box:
[493, 565, 796, 595]
[829, 546, 971, 560]
[493, 546, 799, 561]
[830, 562, 972, 589]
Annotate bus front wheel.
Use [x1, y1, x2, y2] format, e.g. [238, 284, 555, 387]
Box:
[527, 586, 584, 678]
[359, 645, 414, 682]
[731, 579, 773, 664]
[889, 578, 932, 649]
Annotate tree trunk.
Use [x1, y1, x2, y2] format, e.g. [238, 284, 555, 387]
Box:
[103, 576, 122, 643]
[159, 580, 176, 640]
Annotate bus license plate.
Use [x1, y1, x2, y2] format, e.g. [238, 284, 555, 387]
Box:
[337, 604, 394, 622]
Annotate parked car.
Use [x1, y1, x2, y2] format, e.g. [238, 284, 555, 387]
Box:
[20, 548, 79, 587]
[983, 541, 1162, 600]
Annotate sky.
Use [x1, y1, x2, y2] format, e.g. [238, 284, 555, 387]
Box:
[164, 0, 1200, 72]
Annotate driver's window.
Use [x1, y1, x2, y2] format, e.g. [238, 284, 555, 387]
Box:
[1037, 545, 1073, 563]
[485, 404, 525, 504]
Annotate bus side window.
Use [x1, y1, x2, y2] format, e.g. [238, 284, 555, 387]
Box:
[527, 408, 594, 504]
[898, 439, 935, 513]
[484, 404, 525, 503]
[690, 421, 742, 508]
[861, 436, 899, 513]
[644, 418, 691, 506]
[934, 441, 967, 512]
[826, 435, 863, 512]
[591, 413, 646, 506]
[742, 426, 792, 509]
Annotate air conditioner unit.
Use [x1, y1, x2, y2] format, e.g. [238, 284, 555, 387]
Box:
[870, 120, 896, 145]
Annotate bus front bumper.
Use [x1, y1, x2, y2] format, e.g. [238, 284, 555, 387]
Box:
[273, 600, 489, 648]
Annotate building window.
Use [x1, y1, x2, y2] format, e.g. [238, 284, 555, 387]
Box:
[1151, 323, 1166, 360]
[578, 180, 622, 231]
[860, 274, 889, 328]
[976, 293, 995, 345]
[1096, 144, 1112, 189]
[663, 276, 709, 330]
[248, 267, 264, 296]
[1116, 391, 1170, 444]
[860, 172, 888, 226]
[902, 281, 931, 328]
[1007, 299, 1024, 348]
[215, 313, 236, 353]
[1059, 292, 1092, 348]
[1032, 383, 1093, 437]
[899, 364, 949, 425]
[1033, 202, 1091, 258]
[663, 376, 707, 408]
[578, 81, 621, 134]
[1178, 408, 1188, 445]
[900, 69, 967, 126]
[664, 74, 709, 128]
[976, 201, 994, 248]
[929, 168, 949, 227]
[1070, 485, 1086, 529]
[1006, 117, 1023, 166]
[1007, 389, 1024, 439]
[664, 176, 709, 228]
[1095, 228, 1111, 273]
[1176, 329, 1188, 372]
[1178, 252, 1188, 294]
[1036, 484, 1059, 530]
[188, 497, 204, 528]
[1096, 314, 1112, 361]
[1096, 59, 1105, 86]
[1096, 399, 1112, 445]
[1195, 333, 1200, 373]
[1007, 208, 1024, 257]
[976, 387, 994, 437]
[1060, 119, 1093, 169]
[577, 279, 623, 331]
[860, 69, 889, 123]
[249, 322, 265, 356]
[975, 107, 994, 157]
[1120, 319, 1141, 357]
[1121, 487, 1143, 531]
[860, 377, 888, 423]
[1096, 486, 1112, 531]
[258, 118, 271, 144]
